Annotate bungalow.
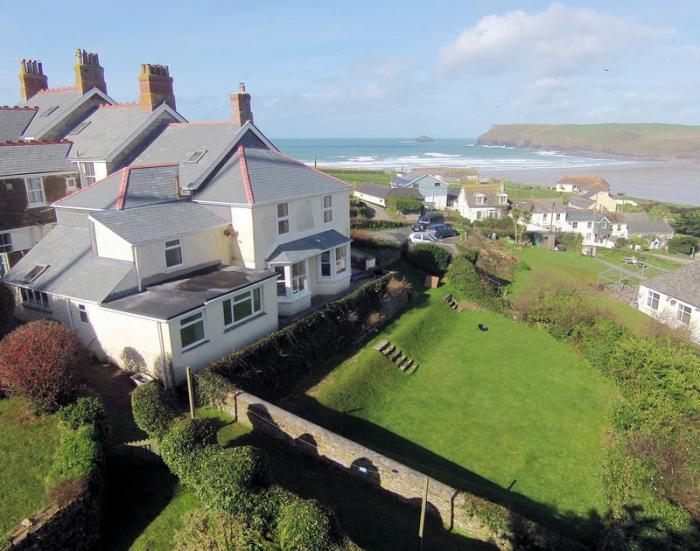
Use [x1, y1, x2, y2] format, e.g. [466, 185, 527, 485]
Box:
[555, 176, 610, 194]
[456, 183, 509, 222]
[4, 113, 352, 384]
[353, 183, 421, 208]
[637, 261, 700, 342]
[391, 174, 449, 209]
[623, 213, 674, 248]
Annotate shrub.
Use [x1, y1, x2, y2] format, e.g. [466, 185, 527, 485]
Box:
[386, 195, 422, 214]
[194, 370, 235, 409]
[0, 320, 87, 413]
[349, 229, 401, 250]
[446, 255, 499, 308]
[556, 232, 583, 251]
[350, 218, 408, 230]
[668, 235, 699, 255]
[46, 424, 102, 492]
[57, 395, 109, 441]
[173, 508, 269, 551]
[160, 417, 218, 483]
[276, 494, 334, 551]
[406, 243, 452, 275]
[131, 382, 176, 440]
[0, 283, 13, 338]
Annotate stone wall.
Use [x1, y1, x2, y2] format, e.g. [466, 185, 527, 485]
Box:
[2, 484, 101, 551]
[222, 388, 587, 551]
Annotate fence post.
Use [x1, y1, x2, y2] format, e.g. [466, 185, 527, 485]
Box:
[418, 476, 429, 550]
[186, 367, 195, 419]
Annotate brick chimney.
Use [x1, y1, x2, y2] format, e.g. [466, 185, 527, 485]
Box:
[230, 83, 253, 125]
[19, 59, 48, 101]
[74, 49, 107, 94]
[138, 64, 176, 112]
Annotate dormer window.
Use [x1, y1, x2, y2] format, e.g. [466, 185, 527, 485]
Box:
[185, 149, 207, 164]
[68, 121, 91, 135]
[40, 106, 59, 118]
[475, 193, 486, 205]
[498, 194, 508, 204]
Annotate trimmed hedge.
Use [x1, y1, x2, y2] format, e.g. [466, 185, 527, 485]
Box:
[405, 244, 452, 275]
[446, 255, 500, 309]
[350, 218, 408, 230]
[386, 195, 423, 214]
[207, 274, 410, 399]
[45, 424, 101, 492]
[277, 495, 334, 551]
[131, 382, 177, 440]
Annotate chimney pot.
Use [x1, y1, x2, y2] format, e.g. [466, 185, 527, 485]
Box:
[18, 57, 48, 100]
[74, 48, 107, 94]
[139, 63, 176, 112]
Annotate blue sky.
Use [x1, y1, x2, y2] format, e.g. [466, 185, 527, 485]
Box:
[1, 1, 699, 137]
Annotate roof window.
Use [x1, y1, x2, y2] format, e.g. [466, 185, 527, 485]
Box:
[22, 264, 49, 283]
[40, 106, 59, 118]
[185, 149, 207, 164]
[68, 121, 91, 135]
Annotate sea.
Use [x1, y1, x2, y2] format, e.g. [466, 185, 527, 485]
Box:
[273, 138, 700, 205]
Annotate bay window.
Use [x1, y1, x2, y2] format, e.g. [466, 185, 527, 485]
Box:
[291, 261, 306, 294]
[335, 245, 347, 274]
[320, 251, 331, 277]
[223, 286, 263, 327]
[180, 311, 205, 350]
[275, 266, 286, 296]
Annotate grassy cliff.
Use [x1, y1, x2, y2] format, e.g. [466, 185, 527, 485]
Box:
[478, 123, 700, 159]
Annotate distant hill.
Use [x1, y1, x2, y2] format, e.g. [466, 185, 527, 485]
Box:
[477, 123, 700, 159]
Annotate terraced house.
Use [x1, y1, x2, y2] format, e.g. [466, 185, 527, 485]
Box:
[0, 50, 184, 274]
[5, 105, 352, 384]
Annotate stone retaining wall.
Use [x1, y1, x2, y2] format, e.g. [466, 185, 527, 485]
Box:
[222, 389, 587, 551]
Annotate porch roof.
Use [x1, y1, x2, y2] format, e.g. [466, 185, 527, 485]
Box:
[265, 230, 351, 264]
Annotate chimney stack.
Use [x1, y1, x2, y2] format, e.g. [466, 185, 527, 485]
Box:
[19, 59, 48, 101]
[230, 83, 253, 125]
[138, 64, 176, 112]
[74, 49, 107, 94]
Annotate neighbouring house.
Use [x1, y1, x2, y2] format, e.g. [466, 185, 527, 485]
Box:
[555, 176, 610, 194]
[637, 261, 700, 342]
[352, 183, 421, 208]
[401, 166, 479, 184]
[4, 107, 353, 383]
[0, 141, 78, 275]
[391, 173, 449, 209]
[623, 213, 675, 248]
[456, 183, 509, 222]
[0, 50, 186, 274]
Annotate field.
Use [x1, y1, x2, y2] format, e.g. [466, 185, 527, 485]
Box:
[0, 398, 60, 537]
[288, 268, 613, 543]
[323, 168, 393, 186]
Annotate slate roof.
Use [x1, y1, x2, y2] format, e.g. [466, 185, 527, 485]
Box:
[643, 261, 700, 307]
[132, 122, 244, 187]
[102, 265, 276, 320]
[565, 209, 606, 222]
[0, 141, 74, 177]
[568, 196, 596, 210]
[0, 107, 37, 141]
[54, 170, 122, 210]
[521, 198, 567, 213]
[91, 202, 228, 245]
[69, 103, 181, 160]
[355, 183, 421, 200]
[394, 174, 448, 189]
[20, 88, 89, 139]
[460, 184, 508, 208]
[196, 145, 350, 205]
[3, 224, 135, 302]
[266, 229, 350, 263]
[558, 176, 610, 192]
[626, 219, 674, 236]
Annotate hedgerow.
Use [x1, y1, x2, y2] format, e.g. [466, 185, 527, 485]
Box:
[276, 495, 334, 551]
[446, 254, 501, 309]
[405, 244, 452, 275]
[350, 218, 408, 230]
[386, 195, 422, 214]
[131, 382, 177, 440]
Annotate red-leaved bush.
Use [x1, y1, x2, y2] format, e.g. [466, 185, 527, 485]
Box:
[0, 320, 88, 413]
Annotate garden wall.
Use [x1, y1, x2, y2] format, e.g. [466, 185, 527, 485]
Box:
[220, 388, 586, 551]
[2, 485, 100, 551]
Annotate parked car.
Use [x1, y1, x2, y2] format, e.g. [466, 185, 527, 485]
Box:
[408, 232, 439, 244]
[418, 212, 444, 225]
[430, 224, 458, 238]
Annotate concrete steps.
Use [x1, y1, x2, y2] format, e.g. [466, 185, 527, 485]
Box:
[374, 339, 418, 374]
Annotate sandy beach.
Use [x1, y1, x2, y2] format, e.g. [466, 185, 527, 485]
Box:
[481, 161, 700, 205]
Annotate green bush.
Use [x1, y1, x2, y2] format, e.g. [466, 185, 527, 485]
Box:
[160, 418, 219, 484]
[194, 370, 235, 408]
[386, 195, 422, 214]
[57, 395, 109, 443]
[173, 508, 269, 551]
[406, 244, 452, 275]
[0, 283, 13, 339]
[446, 255, 499, 308]
[556, 232, 583, 251]
[46, 424, 102, 491]
[277, 494, 333, 551]
[350, 218, 408, 230]
[131, 382, 176, 440]
[668, 235, 699, 255]
[573, 318, 628, 369]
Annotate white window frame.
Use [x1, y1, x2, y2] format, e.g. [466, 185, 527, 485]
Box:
[164, 238, 183, 270]
[274, 266, 287, 297]
[277, 203, 289, 235]
[0, 232, 11, 253]
[79, 162, 96, 186]
[475, 194, 486, 205]
[677, 303, 691, 325]
[179, 310, 206, 352]
[320, 250, 332, 279]
[646, 290, 660, 311]
[335, 245, 347, 274]
[66, 176, 79, 192]
[25, 177, 46, 207]
[78, 304, 88, 324]
[498, 194, 507, 204]
[572, 222, 578, 229]
[222, 286, 263, 328]
[0, 253, 10, 277]
[19, 287, 50, 310]
[291, 260, 306, 294]
[323, 195, 333, 223]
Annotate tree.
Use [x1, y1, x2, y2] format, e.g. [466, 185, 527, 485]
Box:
[0, 321, 88, 413]
[668, 235, 699, 256]
[647, 204, 672, 222]
[672, 210, 700, 238]
[511, 206, 531, 247]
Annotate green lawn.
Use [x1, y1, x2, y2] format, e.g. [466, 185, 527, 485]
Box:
[0, 398, 60, 537]
[288, 278, 613, 543]
[323, 168, 393, 186]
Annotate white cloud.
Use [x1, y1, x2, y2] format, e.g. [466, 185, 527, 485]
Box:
[439, 3, 674, 78]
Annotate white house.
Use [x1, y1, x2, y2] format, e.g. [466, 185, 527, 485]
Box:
[637, 261, 700, 343]
[392, 174, 449, 209]
[4, 122, 353, 384]
[555, 176, 610, 194]
[353, 183, 421, 208]
[456, 183, 509, 222]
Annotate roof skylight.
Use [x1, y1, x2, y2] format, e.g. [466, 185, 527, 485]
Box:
[22, 264, 49, 283]
[40, 106, 59, 118]
[68, 121, 91, 135]
[185, 149, 207, 164]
